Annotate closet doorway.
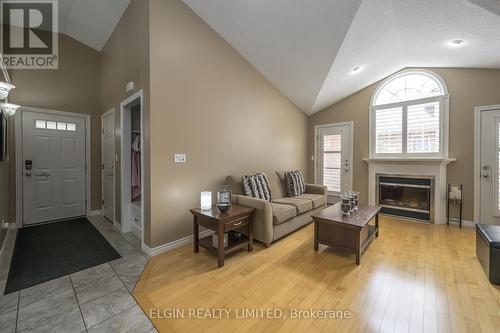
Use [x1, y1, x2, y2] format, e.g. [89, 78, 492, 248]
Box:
[120, 90, 144, 242]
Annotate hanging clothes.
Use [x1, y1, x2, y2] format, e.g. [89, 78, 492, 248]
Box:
[131, 133, 141, 201]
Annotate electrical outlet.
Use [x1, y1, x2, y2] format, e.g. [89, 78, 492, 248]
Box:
[174, 154, 186, 163]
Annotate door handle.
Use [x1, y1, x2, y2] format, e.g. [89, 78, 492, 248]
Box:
[482, 173, 489, 178]
[34, 172, 50, 178]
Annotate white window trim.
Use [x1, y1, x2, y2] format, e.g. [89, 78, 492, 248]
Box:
[369, 70, 450, 159]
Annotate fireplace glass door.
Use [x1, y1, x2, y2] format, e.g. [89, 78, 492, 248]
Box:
[378, 176, 432, 221]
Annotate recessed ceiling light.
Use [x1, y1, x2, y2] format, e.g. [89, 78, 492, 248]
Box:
[449, 39, 466, 47]
[351, 65, 363, 74]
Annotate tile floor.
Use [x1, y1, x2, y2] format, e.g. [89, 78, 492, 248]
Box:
[0, 216, 157, 333]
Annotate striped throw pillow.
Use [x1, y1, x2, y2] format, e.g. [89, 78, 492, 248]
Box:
[242, 173, 272, 202]
[285, 170, 305, 197]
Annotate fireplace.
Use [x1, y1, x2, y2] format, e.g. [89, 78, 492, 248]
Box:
[376, 175, 434, 222]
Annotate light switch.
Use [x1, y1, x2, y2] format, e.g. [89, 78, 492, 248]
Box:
[174, 154, 186, 163]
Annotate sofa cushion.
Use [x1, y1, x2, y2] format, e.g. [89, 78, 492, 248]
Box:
[267, 172, 286, 199]
[272, 203, 297, 225]
[225, 171, 286, 199]
[272, 197, 313, 214]
[296, 194, 326, 209]
[242, 173, 272, 202]
[284, 170, 306, 196]
[225, 175, 244, 195]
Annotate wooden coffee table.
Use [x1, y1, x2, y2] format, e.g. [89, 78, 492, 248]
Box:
[312, 203, 381, 265]
[190, 205, 254, 267]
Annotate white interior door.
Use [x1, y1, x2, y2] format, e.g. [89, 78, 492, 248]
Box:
[101, 111, 115, 222]
[317, 124, 352, 200]
[480, 109, 500, 225]
[22, 111, 86, 225]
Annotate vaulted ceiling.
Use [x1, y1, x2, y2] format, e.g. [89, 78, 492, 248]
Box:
[55, 0, 500, 114]
[184, 0, 500, 114]
[59, 0, 130, 51]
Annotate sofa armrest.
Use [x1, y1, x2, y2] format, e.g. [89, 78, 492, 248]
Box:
[305, 183, 327, 195]
[232, 194, 274, 245]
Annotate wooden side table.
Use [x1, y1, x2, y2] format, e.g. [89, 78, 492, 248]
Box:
[190, 205, 254, 267]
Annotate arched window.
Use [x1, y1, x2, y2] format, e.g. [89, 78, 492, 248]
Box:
[369, 70, 449, 158]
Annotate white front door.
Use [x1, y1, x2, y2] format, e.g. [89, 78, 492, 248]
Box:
[101, 111, 115, 222]
[22, 111, 86, 225]
[316, 124, 352, 200]
[480, 109, 500, 225]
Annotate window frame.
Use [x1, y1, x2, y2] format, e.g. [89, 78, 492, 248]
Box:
[369, 70, 449, 159]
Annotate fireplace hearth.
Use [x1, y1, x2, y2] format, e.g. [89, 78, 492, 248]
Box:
[376, 175, 434, 222]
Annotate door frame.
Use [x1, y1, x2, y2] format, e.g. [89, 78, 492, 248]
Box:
[15, 106, 91, 228]
[474, 104, 500, 224]
[120, 90, 144, 247]
[101, 108, 115, 223]
[314, 121, 354, 195]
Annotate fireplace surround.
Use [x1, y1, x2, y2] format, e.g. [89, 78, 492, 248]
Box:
[364, 158, 455, 224]
[376, 175, 434, 222]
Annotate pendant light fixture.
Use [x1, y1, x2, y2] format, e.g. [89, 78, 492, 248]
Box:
[0, 103, 20, 117]
[0, 82, 15, 100]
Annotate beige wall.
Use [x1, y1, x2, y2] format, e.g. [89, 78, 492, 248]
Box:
[5, 0, 150, 229]
[148, 0, 308, 247]
[99, 0, 150, 231]
[308, 68, 500, 221]
[9, 34, 102, 214]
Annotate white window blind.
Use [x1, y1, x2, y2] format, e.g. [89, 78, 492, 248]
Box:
[407, 102, 440, 153]
[375, 107, 402, 154]
[370, 71, 447, 158]
[323, 134, 341, 192]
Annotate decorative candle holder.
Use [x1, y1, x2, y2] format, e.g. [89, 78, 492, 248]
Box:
[341, 193, 351, 216]
[217, 185, 232, 213]
[200, 191, 212, 210]
[348, 191, 360, 210]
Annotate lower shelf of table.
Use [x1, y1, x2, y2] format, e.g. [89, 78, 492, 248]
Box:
[199, 234, 250, 255]
[360, 224, 378, 253]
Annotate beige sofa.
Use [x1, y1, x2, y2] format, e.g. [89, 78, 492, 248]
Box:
[225, 172, 327, 247]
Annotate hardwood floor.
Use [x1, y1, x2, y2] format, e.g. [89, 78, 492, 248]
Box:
[133, 217, 500, 333]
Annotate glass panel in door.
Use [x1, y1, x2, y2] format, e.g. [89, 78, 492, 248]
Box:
[317, 124, 351, 197]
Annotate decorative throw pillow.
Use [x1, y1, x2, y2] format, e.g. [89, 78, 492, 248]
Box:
[285, 170, 305, 197]
[242, 173, 272, 202]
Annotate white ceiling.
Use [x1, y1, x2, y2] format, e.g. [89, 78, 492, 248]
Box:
[59, 0, 130, 51]
[184, 0, 500, 115]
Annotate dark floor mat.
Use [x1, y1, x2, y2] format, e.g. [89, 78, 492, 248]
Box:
[4, 217, 121, 294]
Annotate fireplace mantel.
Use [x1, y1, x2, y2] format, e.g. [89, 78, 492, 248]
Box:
[363, 157, 456, 164]
[366, 157, 456, 224]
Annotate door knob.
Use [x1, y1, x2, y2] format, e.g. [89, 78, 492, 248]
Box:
[482, 173, 489, 178]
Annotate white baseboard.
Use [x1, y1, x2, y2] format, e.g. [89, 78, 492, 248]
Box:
[448, 218, 476, 228]
[88, 210, 102, 216]
[142, 230, 214, 257]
